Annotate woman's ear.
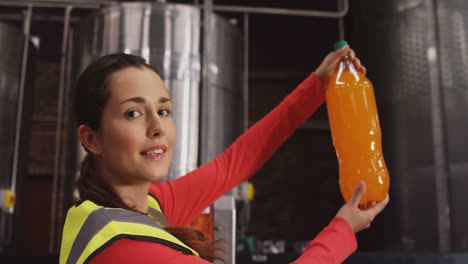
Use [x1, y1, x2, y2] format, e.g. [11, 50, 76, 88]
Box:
[77, 125, 101, 155]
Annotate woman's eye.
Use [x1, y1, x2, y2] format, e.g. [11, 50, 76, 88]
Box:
[158, 109, 171, 116]
[125, 110, 142, 119]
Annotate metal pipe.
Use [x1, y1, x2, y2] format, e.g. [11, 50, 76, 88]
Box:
[0, 0, 106, 9]
[211, 0, 348, 18]
[430, 0, 451, 251]
[56, 24, 74, 254]
[11, 3, 32, 209]
[201, 0, 213, 164]
[243, 13, 249, 132]
[1, 0, 349, 18]
[428, 45, 452, 251]
[337, 0, 345, 40]
[3, 0, 110, 3]
[0, 13, 81, 23]
[49, 5, 72, 253]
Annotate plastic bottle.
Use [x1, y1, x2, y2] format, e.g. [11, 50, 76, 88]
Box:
[325, 40, 389, 205]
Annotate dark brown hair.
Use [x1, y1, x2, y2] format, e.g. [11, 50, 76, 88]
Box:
[74, 53, 220, 262]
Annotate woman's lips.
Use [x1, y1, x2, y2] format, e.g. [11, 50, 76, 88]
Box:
[141, 144, 167, 161]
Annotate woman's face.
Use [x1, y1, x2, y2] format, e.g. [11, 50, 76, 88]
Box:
[94, 67, 176, 184]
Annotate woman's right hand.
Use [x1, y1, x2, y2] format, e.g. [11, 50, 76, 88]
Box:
[314, 45, 366, 85]
[335, 182, 389, 233]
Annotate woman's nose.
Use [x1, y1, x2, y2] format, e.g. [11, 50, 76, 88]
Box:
[147, 116, 165, 138]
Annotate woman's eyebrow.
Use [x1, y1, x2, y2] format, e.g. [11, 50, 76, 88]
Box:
[159, 97, 171, 103]
[120, 96, 171, 104]
[120, 96, 146, 105]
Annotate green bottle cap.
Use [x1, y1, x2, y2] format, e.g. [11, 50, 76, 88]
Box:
[333, 40, 348, 51]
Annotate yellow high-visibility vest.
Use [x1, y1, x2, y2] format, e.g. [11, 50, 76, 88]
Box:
[59, 194, 199, 264]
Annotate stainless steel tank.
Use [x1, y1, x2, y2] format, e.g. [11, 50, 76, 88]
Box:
[0, 22, 35, 251]
[200, 13, 244, 165]
[350, 0, 468, 251]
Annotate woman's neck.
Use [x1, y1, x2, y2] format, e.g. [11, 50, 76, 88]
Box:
[95, 159, 152, 213]
[113, 183, 151, 213]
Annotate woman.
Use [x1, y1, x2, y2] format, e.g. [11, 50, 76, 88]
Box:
[59, 44, 389, 264]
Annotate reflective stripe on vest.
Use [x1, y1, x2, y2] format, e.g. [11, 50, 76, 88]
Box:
[59, 197, 198, 264]
[147, 193, 169, 227]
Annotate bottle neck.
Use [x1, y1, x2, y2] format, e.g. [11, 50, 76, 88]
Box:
[338, 54, 360, 81]
[341, 54, 354, 71]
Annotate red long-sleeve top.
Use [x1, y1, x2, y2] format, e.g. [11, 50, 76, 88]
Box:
[91, 73, 357, 263]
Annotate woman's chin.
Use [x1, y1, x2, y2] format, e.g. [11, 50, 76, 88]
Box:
[148, 172, 168, 182]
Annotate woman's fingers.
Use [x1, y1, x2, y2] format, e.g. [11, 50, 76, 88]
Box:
[314, 45, 349, 81]
[360, 65, 367, 75]
[347, 48, 367, 75]
[329, 45, 350, 69]
[349, 181, 366, 208]
[348, 48, 356, 61]
[336, 45, 350, 56]
[354, 59, 366, 75]
[354, 58, 362, 69]
[368, 195, 390, 216]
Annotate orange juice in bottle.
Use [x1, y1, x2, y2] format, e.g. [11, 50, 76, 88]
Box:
[325, 40, 389, 205]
